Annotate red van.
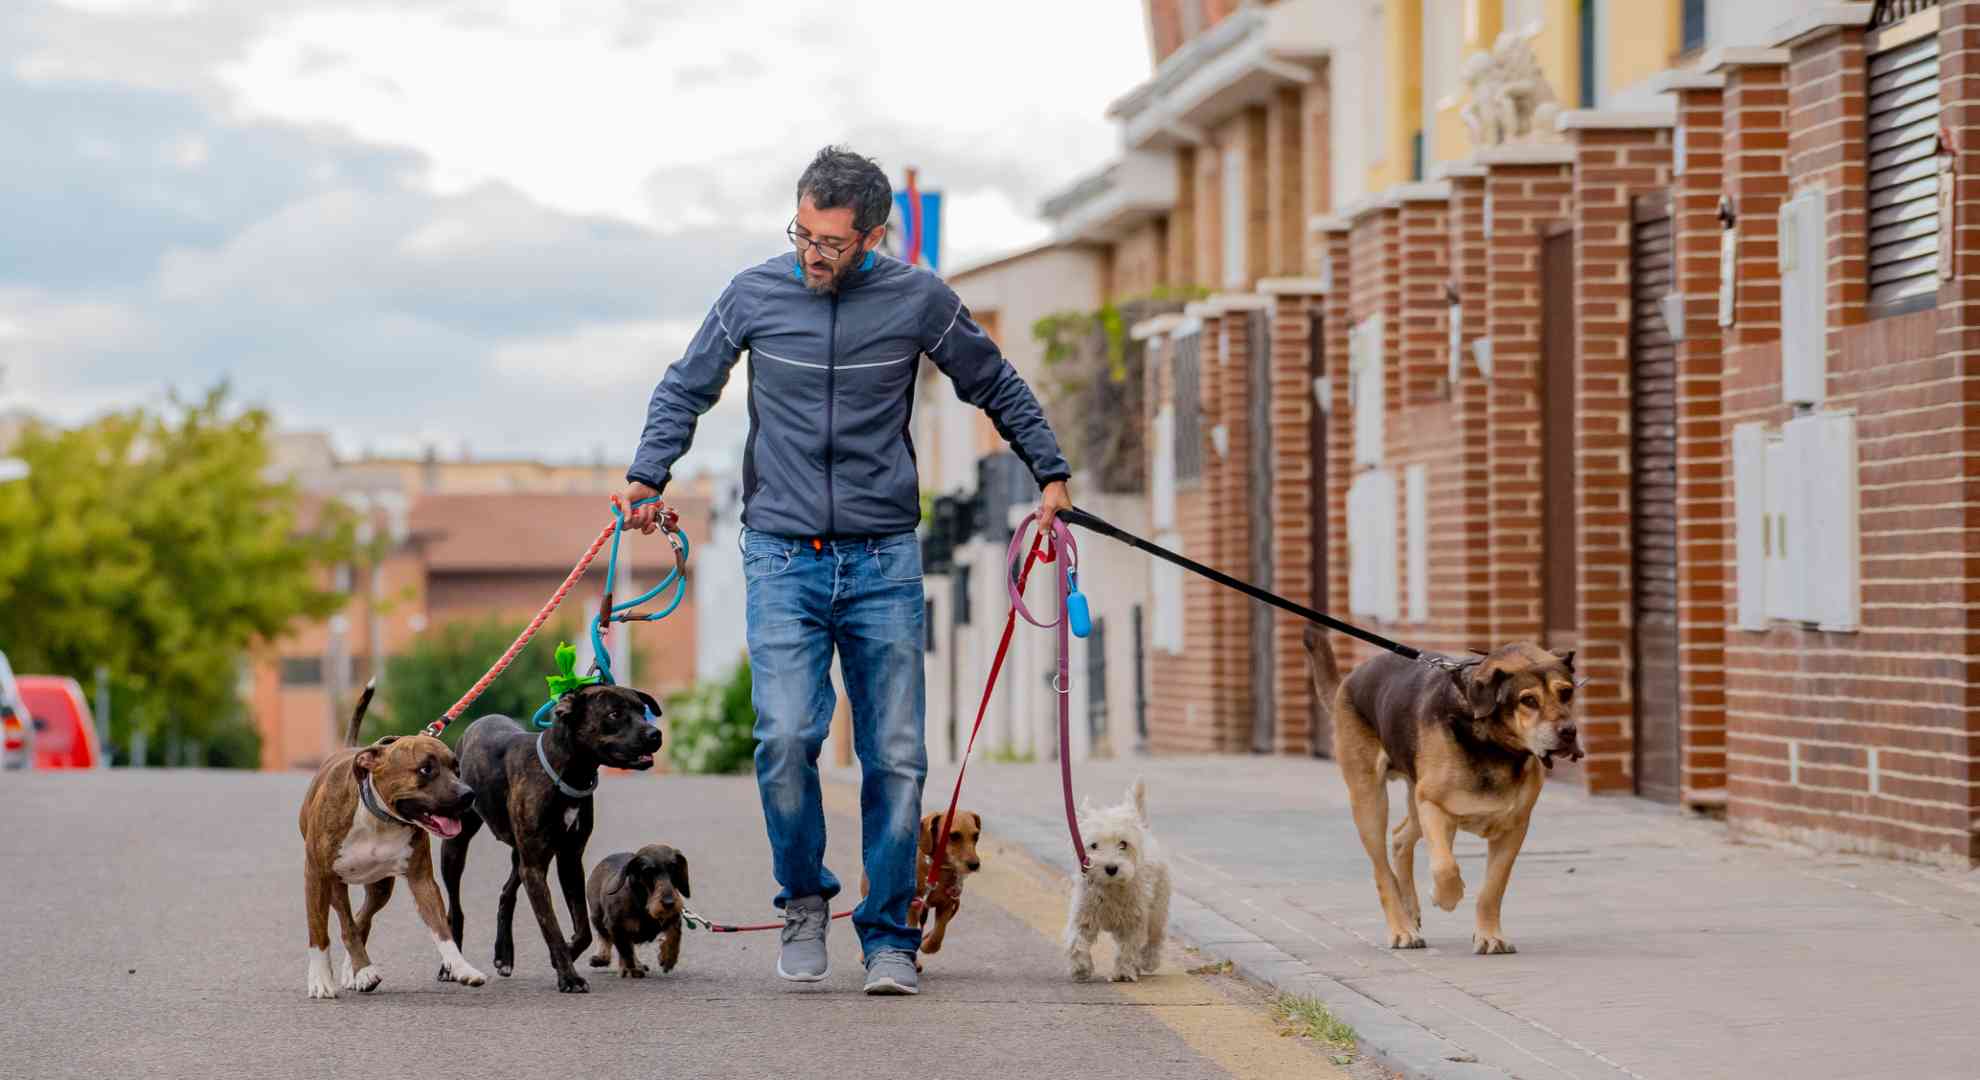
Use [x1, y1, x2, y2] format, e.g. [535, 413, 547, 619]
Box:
[17, 676, 102, 770]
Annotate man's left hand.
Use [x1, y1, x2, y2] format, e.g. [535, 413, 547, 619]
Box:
[1038, 480, 1072, 533]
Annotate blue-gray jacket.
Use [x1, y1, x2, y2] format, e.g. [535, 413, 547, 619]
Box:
[628, 251, 1071, 539]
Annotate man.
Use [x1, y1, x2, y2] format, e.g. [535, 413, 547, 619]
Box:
[614, 146, 1071, 995]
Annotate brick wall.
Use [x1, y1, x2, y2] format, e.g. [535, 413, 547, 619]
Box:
[1672, 83, 1731, 801]
[1447, 173, 1495, 658]
[1114, 219, 1170, 299]
[1265, 285, 1326, 754]
[1788, 25, 1871, 337]
[1482, 159, 1572, 644]
[1723, 61, 1790, 345]
[1317, 225, 1363, 689]
[1569, 124, 1674, 793]
[1941, 0, 1980, 855]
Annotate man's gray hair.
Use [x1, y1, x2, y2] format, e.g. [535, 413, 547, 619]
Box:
[796, 146, 894, 232]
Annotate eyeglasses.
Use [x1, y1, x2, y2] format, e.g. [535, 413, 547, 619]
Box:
[787, 217, 862, 261]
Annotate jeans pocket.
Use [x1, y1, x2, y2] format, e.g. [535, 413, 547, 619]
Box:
[873, 536, 923, 583]
[742, 532, 795, 579]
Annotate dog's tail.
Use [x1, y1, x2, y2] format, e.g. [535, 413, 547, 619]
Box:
[345, 679, 377, 747]
[1300, 626, 1341, 753]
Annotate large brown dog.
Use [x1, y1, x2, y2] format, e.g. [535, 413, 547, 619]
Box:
[1304, 628, 1581, 955]
[297, 683, 487, 998]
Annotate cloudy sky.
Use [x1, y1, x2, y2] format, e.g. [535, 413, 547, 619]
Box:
[0, 0, 1149, 477]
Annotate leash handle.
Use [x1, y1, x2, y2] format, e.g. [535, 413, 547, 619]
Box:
[1057, 505, 1447, 668]
[1006, 514, 1090, 872]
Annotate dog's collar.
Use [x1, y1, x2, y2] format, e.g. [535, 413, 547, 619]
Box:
[535, 732, 598, 799]
[358, 775, 411, 827]
[919, 854, 966, 902]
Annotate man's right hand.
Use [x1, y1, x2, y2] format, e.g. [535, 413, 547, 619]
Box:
[612, 481, 664, 535]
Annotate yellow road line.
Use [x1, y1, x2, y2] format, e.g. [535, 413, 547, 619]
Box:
[821, 783, 1350, 1079]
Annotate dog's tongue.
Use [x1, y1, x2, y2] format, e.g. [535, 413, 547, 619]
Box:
[420, 814, 462, 838]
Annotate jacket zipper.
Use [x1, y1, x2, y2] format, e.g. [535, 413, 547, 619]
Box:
[825, 291, 839, 539]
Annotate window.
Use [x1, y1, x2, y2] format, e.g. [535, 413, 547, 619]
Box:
[280, 657, 324, 687]
[1778, 187, 1829, 404]
[1222, 142, 1247, 289]
[1350, 315, 1385, 466]
[1732, 414, 1860, 632]
[1173, 329, 1205, 483]
[1681, 0, 1706, 53]
[1578, 0, 1598, 109]
[1866, 29, 1942, 312]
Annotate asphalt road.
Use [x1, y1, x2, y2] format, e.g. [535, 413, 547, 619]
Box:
[0, 768, 1361, 1080]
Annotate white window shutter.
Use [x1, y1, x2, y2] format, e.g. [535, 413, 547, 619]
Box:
[1152, 405, 1177, 530]
[1406, 464, 1429, 623]
[1788, 412, 1860, 631]
[1447, 303, 1463, 385]
[1348, 475, 1370, 617]
[1762, 433, 1798, 622]
[1376, 470, 1400, 624]
[1352, 315, 1385, 466]
[1780, 188, 1829, 404]
[1152, 530, 1185, 652]
[1348, 469, 1398, 622]
[1733, 423, 1767, 629]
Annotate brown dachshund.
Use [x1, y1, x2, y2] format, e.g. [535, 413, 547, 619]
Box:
[862, 809, 983, 970]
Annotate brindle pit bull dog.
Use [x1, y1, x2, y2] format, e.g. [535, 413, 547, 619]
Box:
[585, 844, 690, 978]
[296, 683, 487, 999]
[440, 684, 662, 994]
[1304, 628, 1581, 956]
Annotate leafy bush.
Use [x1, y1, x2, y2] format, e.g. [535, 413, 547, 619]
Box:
[665, 655, 756, 774]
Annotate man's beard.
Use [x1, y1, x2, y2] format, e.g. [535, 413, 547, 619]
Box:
[803, 250, 857, 295]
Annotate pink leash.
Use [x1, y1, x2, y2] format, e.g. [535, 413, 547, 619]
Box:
[1006, 513, 1090, 871]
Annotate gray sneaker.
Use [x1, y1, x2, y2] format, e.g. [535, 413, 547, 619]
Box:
[863, 948, 920, 995]
[777, 895, 831, 982]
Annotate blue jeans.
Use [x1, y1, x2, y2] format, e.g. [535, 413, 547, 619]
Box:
[742, 528, 927, 957]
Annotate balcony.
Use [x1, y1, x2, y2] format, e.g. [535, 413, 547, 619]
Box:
[1106, 4, 1328, 151]
[1039, 151, 1179, 244]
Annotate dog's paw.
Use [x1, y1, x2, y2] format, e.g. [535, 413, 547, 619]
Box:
[346, 965, 382, 993]
[1387, 928, 1427, 949]
[307, 955, 340, 1000]
[1110, 966, 1142, 983]
[435, 964, 454, 983]
[1432, 870, 1465, 912]
[588, 954, 610, 968]
[334, 952, 353, 987]
[557, 971, 590, 994]
[1472, 933, 1516, 956]
[620, 964, 647, 979]
[494, 961, 513, 978]
[451, 962, 489, 987]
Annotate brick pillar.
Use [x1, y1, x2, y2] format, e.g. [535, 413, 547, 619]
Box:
[1262, 278, 1329, 753]
[1565, 119, 1675, 794]
[1787, 22, 1872, 351]
[1172, 147, 1199, 289]
[1266, 87, 1306, 278]
[1315, 223, 1361, 684]
[1670, 78, 1731, 803]
[1397, 189, 1451, 410]
[1446, 169, 1495, 654]
[1481, 152, 1574, 644]
[1350, 204, 1403, 647]
[1722, 57, 1791, 347]
[1942, 0, 1980, 862]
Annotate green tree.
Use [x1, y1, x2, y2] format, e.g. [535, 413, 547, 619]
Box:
[0, 386, 354, 765]
[377, 618, 576, 746]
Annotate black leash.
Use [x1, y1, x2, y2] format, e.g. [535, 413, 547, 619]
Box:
[1058, 506, 1464, 673]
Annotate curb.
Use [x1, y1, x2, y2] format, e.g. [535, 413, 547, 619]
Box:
[989, 807, 1509, 1080]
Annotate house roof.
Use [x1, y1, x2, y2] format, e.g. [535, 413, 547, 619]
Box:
[410, 493, 709, 574]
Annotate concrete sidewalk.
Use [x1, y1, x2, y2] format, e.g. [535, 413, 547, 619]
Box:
[924, 755, 1980, 1080]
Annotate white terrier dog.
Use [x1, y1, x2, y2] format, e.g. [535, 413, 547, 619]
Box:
[1064, 778, 1172, 982]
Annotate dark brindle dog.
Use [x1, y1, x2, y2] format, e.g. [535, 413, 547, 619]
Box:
[440, 684, 662, 993]
[1304, 628, 1581, 956]
[585, 844, 691, 978]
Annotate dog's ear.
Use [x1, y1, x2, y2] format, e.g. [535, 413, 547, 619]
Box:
[666, 850, 690, 899]
[1466, 661, 1512, 721]
[631, 690, 661, 720]
[353, 745, 383, 774]
[605, 857, 641, 900]
[551, 688, 585, 728]
[1129, 778, 1148, 824]
[971, 811, 984, 835]
[922, 814, 943, 855]
[1551, 648, 1576, 674]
